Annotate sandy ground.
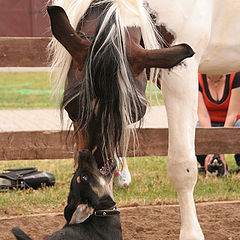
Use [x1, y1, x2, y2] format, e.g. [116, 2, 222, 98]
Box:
[1, 201, 240, 240]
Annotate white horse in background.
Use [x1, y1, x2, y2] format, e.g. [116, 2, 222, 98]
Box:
[48, 1, 240, 240]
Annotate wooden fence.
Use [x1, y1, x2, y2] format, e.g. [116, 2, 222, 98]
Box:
[0, 37, 240, 160]
[0, 37, 50, 67]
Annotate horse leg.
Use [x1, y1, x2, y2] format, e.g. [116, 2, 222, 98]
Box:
[73, 122, 88, 170]
[161, 60, 204, 240]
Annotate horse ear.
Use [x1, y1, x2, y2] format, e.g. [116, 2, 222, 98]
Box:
[127, 40, 194, 71]
[47, 6, 89, 63]
[69, 204, 94, 224]
[142, 44, 195, 69]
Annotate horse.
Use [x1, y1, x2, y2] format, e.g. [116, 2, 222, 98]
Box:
[47, 1, 240, 240]
[47, 1, 193, 169]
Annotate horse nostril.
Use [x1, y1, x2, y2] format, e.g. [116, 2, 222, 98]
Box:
[78, 149, 91, 159]
[80, 149, 89, 153]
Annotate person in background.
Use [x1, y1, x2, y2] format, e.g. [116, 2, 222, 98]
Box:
[197, 72, 240, 174]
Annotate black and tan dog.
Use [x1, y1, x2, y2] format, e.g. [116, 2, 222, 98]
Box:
[12, 149, 122, 240]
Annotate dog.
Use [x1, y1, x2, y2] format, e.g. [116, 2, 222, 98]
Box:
[207, 154, 228, 177]
[12, 149, 122, 240]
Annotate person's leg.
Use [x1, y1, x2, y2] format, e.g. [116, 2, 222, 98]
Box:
[234, 119, 240, 127]
[235, 154, 240, 172]
[234, 119, 240, 171]
[115, 157, 131, 187]
[196, 155, 206, 168]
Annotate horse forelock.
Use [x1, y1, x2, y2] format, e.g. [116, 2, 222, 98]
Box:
[74, 2, 144, 161]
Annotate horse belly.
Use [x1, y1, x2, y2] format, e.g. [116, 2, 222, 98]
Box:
[199, 1, 240, 74]
[199, 46, 240, 74]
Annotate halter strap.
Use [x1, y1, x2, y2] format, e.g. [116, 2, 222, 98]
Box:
[77, 31, 95, 41]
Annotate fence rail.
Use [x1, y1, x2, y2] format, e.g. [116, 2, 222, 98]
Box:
[0, 37, 50, 67]
[0, 128, 239, 160]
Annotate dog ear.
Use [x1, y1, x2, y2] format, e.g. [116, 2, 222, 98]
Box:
[69, 204, 94, 224]
[64, 194, 76, 223]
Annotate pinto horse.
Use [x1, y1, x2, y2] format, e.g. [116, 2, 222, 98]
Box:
[47, 0, 240, 240]
[47, 1, 193, 174]
[47, 1, 193, 166]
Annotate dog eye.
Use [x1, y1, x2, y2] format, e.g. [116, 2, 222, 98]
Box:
[81, 175, 88, 182]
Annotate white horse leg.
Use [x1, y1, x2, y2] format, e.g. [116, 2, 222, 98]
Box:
[161, 60, 204, 240]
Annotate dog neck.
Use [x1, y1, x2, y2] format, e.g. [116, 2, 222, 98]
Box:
[91, 195, 120, 217]
[94, 195, 117, 211]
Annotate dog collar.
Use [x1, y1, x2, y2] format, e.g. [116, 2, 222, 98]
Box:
[94, 206, 120, 217]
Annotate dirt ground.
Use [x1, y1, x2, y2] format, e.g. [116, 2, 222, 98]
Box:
[1, 201, 240, 240]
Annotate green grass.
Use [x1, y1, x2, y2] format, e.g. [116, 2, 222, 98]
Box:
[0, 72, 56, 109]
[1, 155, 240, 216]
[0, 72, 163, 109]
[0, 159, 72, 215]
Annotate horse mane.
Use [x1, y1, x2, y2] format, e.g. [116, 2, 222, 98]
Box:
[48, 0, 162, 161]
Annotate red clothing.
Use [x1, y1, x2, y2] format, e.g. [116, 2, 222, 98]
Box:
[198, 73, 240, 123]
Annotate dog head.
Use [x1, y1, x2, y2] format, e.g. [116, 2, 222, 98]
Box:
[207, 154, 225, 177]
[64, 149, 116, 224]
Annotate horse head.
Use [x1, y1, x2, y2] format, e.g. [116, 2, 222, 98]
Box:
[47, 2, 194, 169]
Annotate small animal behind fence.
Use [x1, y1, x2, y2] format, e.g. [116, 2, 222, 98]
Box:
[207, 154, 228, 177]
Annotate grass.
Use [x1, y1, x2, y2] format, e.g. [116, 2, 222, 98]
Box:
[0, 72, 163, 109]
[0, 155, 240, 216]
[0, 159, 72, 215]
[0, 72, 56, 109]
